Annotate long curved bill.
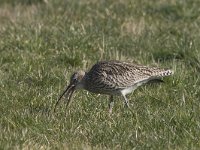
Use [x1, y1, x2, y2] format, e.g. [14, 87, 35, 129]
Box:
[54, 84, 75, 112]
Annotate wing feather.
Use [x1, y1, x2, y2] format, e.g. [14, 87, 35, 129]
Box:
[85, 61, 172, 92]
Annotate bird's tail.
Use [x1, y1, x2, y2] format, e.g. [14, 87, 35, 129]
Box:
[156, 69, 174, 77]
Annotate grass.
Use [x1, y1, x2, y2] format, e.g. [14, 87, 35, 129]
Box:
[0, 0, 200, 149]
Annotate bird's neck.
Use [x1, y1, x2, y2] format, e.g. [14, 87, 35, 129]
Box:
[76, 74, 87, 90]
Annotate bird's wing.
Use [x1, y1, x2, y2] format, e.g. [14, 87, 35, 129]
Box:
[87, 60, 173, 90]
[86, 61, 159, 89]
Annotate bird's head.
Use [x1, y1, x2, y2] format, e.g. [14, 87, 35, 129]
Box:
[69, 70, 86, 89]
[54, 70, 86, 112]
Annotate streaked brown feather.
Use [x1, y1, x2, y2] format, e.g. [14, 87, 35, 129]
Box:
[84, 60, 172, 94]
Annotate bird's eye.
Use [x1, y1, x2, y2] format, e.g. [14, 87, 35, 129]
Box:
[73, 78, 78, 82]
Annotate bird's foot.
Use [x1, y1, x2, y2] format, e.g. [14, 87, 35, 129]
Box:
[109, 108, 113, 114]
[124, 102, 130, 108]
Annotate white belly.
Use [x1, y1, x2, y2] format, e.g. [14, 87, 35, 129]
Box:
[120, 80, 148, 95]
[121, 85, 138, 95]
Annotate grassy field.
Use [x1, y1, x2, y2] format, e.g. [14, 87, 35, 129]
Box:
[1, 0, 200, 149]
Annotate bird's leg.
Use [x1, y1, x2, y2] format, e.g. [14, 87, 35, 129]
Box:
[121, 93, 129, 108]
[108, 95, 114, 114]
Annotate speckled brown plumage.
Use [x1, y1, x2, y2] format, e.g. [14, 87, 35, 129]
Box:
[54, 60, 173, 113]
[83, 60, 172, 95]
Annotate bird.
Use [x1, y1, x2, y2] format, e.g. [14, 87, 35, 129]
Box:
[54, 60, 173, 113]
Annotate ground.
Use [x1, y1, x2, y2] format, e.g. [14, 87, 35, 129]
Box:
[0, 0, 200, 149]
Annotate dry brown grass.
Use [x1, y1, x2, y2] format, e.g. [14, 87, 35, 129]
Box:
[0, 4, 38, 26]
[121, 17, 145, 36]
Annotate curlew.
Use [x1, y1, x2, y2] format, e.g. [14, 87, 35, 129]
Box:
[54, 60, 173, 113]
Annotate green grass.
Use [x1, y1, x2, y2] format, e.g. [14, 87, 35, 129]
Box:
[0, 0, 200, 149]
